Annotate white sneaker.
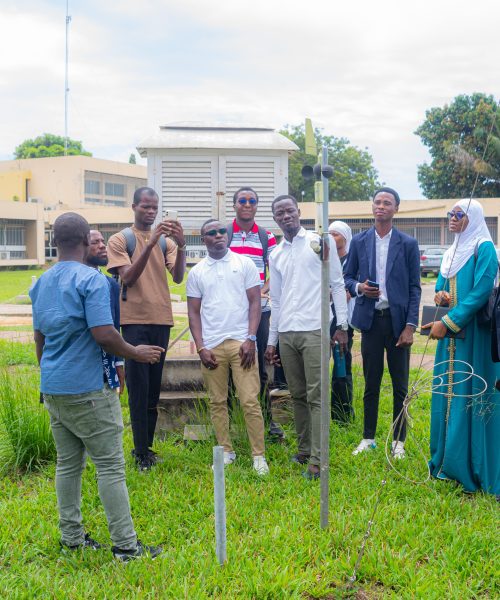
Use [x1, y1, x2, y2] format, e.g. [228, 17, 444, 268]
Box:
[224, 451, 236, 465]
[253, 455, 269, 475]
[352, 439, 376, 455]
[391, 441, 406, 459]
[212, 451, 236, 471]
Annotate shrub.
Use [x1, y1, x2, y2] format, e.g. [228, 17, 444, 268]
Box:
[0, 370, 55, 475]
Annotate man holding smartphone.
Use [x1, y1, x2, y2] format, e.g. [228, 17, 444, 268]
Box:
[107, 187, 186, 471]
[344, 187, 421, 458]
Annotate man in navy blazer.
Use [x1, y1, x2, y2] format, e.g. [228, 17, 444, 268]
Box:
[344, 187, 421, 458]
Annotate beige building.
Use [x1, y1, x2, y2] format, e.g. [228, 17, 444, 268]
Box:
[0, 156, 146, 266]
[0, 200, 45, 267]
[298, 198, 500, 246]
[2, 192, 500, 267]
[0, 156, 146, 208]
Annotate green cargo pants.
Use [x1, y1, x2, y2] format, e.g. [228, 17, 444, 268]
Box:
[279, 330, 322, 466]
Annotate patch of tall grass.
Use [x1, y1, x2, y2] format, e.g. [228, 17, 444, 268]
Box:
[0, 339, 37, 366]
[0, 370, 55, 475]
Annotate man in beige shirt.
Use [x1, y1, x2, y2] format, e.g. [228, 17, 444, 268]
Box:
[107, 187, 186, 471]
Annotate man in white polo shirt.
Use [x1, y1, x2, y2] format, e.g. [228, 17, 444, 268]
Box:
[187, 219, 269, 475]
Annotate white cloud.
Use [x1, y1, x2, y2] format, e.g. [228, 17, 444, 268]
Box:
[1, 0, 499, 197]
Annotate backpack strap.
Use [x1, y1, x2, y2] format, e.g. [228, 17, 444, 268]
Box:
[257, 226, 269, 263]
[257, 226, 270, 280]
[226, 222, 234, 246]
[121, 227, 136, 259]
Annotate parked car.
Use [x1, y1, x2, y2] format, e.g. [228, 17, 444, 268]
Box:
[420, 246, 448, 276]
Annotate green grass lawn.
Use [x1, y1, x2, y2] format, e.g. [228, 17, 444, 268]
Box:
[0, 268, 46, 303]
[0, 266, 188, 304]
[0, 348, 498, 599]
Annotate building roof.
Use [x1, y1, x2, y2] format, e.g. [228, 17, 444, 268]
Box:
[0, 156, 146, 178]
[137, 122, 298, 156]
[44, 206, 133, 226]
[298, 198, 500, 220]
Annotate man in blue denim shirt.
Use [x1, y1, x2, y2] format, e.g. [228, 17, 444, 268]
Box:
[30, 212, 164, 562]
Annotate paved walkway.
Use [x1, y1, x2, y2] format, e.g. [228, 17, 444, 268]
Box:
[0, 285, 437, 368]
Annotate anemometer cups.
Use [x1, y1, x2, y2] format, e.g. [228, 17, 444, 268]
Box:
[301, 163, 333, 181]
[301, 165, 315, 180]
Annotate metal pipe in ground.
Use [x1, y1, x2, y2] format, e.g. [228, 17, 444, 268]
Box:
[319, 145, 331, 529]
[213, 445, 227, 565]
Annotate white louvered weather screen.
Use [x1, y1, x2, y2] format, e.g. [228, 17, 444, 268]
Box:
[161, 159, 215, 228]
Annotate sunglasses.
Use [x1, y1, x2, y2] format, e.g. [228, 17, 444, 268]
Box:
[447, 210, 466, 220]
[237, 198, 257, 205]
[204, 227, 227, 237]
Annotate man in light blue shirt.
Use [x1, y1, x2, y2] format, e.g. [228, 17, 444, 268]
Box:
[30, 212, 164, 562]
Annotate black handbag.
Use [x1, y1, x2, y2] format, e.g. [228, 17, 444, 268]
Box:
[473, 242, 499, 326]
[477, 287, 497, 326]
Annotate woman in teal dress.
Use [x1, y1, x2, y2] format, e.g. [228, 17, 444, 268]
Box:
[423, 199, 499, 495]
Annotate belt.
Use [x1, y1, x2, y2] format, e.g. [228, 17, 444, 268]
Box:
[374, 307, 391, 317]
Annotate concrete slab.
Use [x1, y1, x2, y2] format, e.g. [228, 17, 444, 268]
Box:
[0, 304, 33, 316]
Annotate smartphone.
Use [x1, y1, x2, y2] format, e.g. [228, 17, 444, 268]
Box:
[164, 209, 178, 222]
[367, 280, 380, 289]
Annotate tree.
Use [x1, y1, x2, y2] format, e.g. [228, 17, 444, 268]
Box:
[415, 94, 500, 198]
[14, 134, 92, 159]
[280, 124, 380, 201]
[128, 153, 137, 164]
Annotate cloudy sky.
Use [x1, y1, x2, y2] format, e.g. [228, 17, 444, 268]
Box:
[1, 0, 498, 198]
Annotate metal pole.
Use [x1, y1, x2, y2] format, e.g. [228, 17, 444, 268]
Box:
[64, 0, 71, 155]
[213, 446, 227, 565]
[319, 146, 331, 529]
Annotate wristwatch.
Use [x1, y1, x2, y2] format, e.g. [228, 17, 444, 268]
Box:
[247, 335, 257, 342]
[336, 322, 349, 331]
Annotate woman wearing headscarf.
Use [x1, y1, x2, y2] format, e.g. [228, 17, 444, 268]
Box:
[328, 221, 355, 423]
[422, 199, 499, 495]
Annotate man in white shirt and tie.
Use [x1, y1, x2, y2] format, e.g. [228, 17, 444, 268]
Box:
[265, 195, 348, 480]
[344, 187, 421, 459]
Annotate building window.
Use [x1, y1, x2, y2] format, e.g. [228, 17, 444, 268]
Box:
[85, 197, 103, 204]
[0, 219, 26, 246]
[104, 199, 126, 207]
[105, 182, 125, 197]
[85, 180, 100, 194]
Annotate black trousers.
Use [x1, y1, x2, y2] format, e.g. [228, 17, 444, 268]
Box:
[330, 327, 354, 423]
[360, 312, 409, 441]
[122, 324, 170, 455]
[256, 311, 272, 421]
[272, 342, 288, 390]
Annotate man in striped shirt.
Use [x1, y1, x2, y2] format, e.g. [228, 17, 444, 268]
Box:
[227, 186, 285, 439]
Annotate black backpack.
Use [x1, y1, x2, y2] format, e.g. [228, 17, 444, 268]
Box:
[115, 227, 167, 301]
[226, 222, 270, 279]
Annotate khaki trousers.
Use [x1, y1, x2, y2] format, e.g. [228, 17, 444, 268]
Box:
[279, 330, 321, 466]
[201, 339, 265, 456]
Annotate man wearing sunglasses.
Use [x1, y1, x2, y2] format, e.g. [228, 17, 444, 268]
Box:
[227, 186, 285, 441]
[187, 219, 269, 475]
